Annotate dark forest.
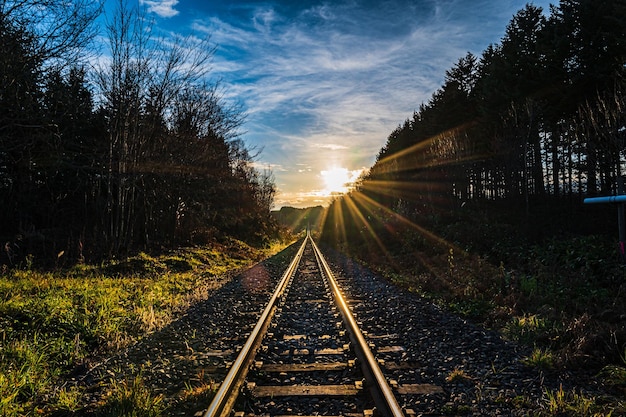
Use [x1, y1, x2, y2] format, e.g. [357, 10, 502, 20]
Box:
[1, 0, 278, 265]
[322, 0, 626, 249]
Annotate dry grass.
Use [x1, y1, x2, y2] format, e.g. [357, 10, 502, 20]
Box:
[340, 225, 626, 415]
[0, 238, 288, 416]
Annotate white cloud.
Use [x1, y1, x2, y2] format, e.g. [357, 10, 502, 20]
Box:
[187, 0, 553, 207]
[140, 0, 179, 18]
[314, 144, 349, 151]
[249, 161, 288, 172]
[252, 7, 282, 33]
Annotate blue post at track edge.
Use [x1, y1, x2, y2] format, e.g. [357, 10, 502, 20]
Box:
[584, 195, 626, 204]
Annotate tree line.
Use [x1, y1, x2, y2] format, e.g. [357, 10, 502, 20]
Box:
[373, 0, 623, 217]
[322, 0, 625, 247]
[1, 0, 277, 265]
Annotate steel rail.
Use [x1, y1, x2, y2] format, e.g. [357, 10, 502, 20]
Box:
[202, 237, 308, 417]
[310, 237, 405, 417]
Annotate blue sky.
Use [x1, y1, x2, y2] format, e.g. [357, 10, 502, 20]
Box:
[131, 0, 552, 208]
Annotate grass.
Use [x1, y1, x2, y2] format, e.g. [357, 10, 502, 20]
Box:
[542, 384, 618, 416]
[0, 238, 288, 416]
[55, 385, 83, 412]
[100, 374, 165, 417]
[503, 314, 554, 345]
[599, 363, 626, 386]
[178, 368, 218, 413]
[326, 206, 626, 415]
[445, 368, 473, 383]
[522, 347, 555, 370]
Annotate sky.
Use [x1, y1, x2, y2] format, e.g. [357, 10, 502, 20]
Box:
[127, 0, 553, 209]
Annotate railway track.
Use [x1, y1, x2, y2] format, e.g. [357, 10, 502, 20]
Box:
[197, 233, 434, 417]
[72, 227, 584, 415]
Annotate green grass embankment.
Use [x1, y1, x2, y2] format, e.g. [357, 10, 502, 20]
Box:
[0, 237, 288, 416]
[331, 211, 626, 415]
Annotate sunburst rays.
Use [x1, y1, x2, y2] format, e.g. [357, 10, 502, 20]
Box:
[316, 123, 486, 280]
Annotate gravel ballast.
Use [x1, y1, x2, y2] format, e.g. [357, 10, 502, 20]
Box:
[71, 239, 617, 416]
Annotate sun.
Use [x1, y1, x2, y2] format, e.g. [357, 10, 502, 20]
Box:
[321, 167, 352, 196]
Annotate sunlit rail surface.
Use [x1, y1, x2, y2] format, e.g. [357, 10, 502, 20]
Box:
[197, 232, 419, 417]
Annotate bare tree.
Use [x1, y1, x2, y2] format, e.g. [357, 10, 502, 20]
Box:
[0, 0, 102, 64]
[96, 0, 256, 252]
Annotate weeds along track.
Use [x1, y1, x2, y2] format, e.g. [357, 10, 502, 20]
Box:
[198, 234, 408, 417]
[194, 234, 580, 417]
[72, 234, 610, 416]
